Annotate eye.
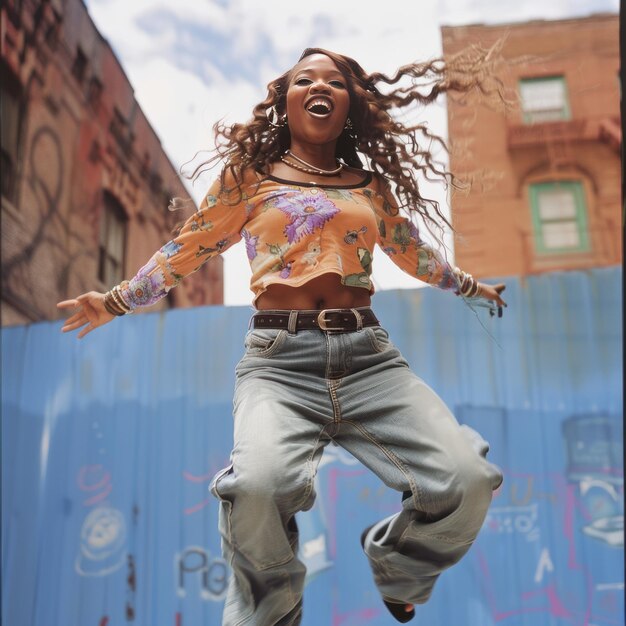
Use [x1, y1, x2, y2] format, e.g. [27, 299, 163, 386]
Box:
[329, 80, 346, 89]
[295, 78, 313, 86]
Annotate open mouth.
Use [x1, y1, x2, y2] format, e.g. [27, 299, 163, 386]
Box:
[306, 98, 333, 117]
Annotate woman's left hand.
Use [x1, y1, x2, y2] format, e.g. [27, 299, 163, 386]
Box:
[477, 282, 507, 307]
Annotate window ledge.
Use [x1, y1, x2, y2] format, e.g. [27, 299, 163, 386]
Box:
[508, 119, 589, 149]
[529, 250, 600, 273]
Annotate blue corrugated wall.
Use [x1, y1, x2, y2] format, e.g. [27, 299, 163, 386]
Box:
[2, 268, 623, 626]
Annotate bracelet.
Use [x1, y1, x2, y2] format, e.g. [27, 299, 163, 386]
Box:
[104, 291, 124, 316]
[468, 281, 481, 298]
[464, 279, 479, 298]
[104, 290, 126, 316]
[454, 267, 481, 298]
[110, 285, 131, 313]
[460, 274, 471, 293]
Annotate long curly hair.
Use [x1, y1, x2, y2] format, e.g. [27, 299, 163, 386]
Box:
[189, 43, 509, 237]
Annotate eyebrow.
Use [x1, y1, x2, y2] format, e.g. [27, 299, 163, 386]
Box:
[293, 69, 345, 79]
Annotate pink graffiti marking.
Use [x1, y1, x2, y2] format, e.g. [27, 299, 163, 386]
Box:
[183, 469, 214, 514]
[477, 470, 605, 624]
[83, 482, 113, 506]
[77, 465, 112, 506]
[78, 465, 111, 491]
[184, 498, 212, 516]
[561, 479, 593, 625]
[477, 549, 577, 622]
[182, 462, 230, 515]
[332, 605, 381, 626]
[183, 471, 214, 483]
[522, 584, 573, 619]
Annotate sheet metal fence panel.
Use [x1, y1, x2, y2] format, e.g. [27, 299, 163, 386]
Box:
[2, 268, 622, 626]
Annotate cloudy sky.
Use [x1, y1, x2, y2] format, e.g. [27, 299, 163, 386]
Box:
[84, 0, 619, 305]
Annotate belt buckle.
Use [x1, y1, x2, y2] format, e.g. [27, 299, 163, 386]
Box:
[317, 309, 348, 331]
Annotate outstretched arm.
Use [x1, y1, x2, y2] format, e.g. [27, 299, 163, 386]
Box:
[370, 175, 507, 309]
[57, 173, 250, 338]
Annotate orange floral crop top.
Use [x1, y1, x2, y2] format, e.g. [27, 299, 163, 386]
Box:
[118, 171, 460, 309]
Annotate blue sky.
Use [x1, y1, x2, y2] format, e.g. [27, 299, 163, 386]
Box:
[84, 0, 619, 304]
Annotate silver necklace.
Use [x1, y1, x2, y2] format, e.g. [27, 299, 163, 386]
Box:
[280, 157, 337, 177]
[283, 150, 343, 176]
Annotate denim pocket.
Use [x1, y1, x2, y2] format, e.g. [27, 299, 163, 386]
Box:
[244, 328, 288, 358]
[210, 464, 233, 499]
[366, 326, 392, 353]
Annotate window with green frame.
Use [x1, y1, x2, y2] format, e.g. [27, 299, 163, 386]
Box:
[519, 76, 570, 124]
[529, 181, 590, 254]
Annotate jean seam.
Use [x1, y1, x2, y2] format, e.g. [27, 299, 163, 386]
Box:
[324, 332, 330, 379]
[341, 419, 422, 512]
[327, 379, 343, 422]
[290, 424, 330, 512]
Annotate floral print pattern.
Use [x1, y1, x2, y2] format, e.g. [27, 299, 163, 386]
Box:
[120, 258, 166, 308]
[302, 241, 321, 266]
[161, 241, 183, 258]
[242, 229, 259, 261]
[118, 176, 462, 310]
[271, 190, 340, 243]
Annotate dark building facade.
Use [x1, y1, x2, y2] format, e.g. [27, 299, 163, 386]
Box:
[1, 0, 224, 326]
[442, 14, 620, 278]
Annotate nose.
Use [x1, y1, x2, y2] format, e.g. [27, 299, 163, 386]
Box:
[309, 79, 331, 94]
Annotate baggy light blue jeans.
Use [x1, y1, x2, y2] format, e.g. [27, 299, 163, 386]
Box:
[210, 313, 503, 626]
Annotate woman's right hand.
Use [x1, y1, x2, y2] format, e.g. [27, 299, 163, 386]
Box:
[57, 292, 115, 339]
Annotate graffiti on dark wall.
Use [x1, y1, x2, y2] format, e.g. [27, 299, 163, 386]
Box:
[3, 124, 96, 319]
[3, 126, 65, 318]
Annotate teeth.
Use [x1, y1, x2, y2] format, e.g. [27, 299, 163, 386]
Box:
[307, 99, 332, 114]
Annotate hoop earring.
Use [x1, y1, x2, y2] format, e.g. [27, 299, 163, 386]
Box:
[266, 106, 287, 128]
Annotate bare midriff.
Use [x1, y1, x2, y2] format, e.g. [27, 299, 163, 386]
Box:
[255, 273, 372, 311]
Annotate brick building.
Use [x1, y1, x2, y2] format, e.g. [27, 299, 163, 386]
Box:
[442, 14, 620, 278]
[1, 0, 224, 326]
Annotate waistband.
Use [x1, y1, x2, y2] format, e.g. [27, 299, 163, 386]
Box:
[251, 307, 379, 333]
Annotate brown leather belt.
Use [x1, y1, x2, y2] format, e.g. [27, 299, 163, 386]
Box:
[252, 308, 380, 332]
